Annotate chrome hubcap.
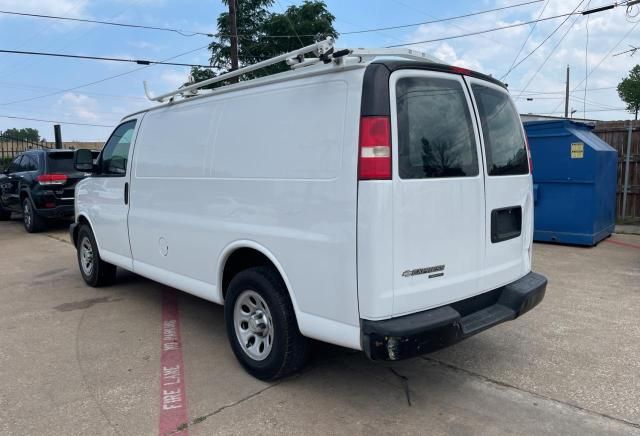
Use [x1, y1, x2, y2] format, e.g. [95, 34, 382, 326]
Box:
[233, 290, 273, 361]
[23, 202, 31, 228]
[79, 237, 94, 276]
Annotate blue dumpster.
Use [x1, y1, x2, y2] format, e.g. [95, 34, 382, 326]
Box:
[523, 120, 617, 246]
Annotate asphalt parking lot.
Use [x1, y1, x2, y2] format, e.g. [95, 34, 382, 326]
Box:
[1, 217, 639, 436]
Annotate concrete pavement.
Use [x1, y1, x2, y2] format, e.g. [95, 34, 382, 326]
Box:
[1, 217, 639, 435]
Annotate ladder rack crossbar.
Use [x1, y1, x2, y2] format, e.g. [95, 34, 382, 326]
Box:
[349, 48, 440, 64]
[144, 38, 335, 102]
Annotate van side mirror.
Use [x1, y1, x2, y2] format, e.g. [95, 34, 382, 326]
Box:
[74, 149, 95, 172]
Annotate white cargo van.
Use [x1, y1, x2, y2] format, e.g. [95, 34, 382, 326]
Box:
[70, 40, 546, 380]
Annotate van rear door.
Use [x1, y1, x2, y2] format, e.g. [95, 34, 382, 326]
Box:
[389, 70, 486, 316]
[465, 78, 533, 291]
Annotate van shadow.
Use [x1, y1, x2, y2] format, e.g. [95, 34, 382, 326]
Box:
[105, 270, 506, 418]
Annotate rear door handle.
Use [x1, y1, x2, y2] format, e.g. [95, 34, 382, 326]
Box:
[124, 182, 129, 205]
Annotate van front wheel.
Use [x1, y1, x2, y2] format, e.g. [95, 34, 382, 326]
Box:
[224, 267, 308, 381]
[76, 225, 117, 287]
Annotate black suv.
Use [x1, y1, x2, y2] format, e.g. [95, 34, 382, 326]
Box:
[0, 149, 96, 232]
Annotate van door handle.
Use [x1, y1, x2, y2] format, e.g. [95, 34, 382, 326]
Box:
[124, 182, 129, 205]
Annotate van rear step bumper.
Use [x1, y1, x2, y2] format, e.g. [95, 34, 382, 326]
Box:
[361, 271, 547, 361]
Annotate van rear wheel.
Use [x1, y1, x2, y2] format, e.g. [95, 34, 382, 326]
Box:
[224, 267, 308, 381]
[76, 225, 117, 287]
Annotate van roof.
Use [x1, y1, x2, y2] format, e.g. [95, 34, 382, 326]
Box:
[374, 60, 506, 89]
[122, 58, 506, 122]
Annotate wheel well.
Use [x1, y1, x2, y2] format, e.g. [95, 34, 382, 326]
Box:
[73, 215, 91, 247]
[19, 190, 29, 201]
[221, 248, 277, 300]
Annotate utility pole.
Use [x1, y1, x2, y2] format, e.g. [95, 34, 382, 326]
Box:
[564, 65, 570, 118]
[53, 124, 62, 149]
[228, 0, 239, 84]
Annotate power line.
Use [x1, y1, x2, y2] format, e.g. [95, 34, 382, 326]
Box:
[0, 45, 209, 107]
[275, 0, 304, 47]
[0, 1, 545, 40]
[342, 0, 544, 35]
[515, 1, 586, 99]
[0, 9, 216, 37]
[549, 19, 640, 114]
[0, 48, 214, 68]
[0, 80, 147, 101]
[613, 45, 639, 56]
[387, 0, 506, 48]
[512, 86, 617, 94]
[0, 114, 114, 127]
[502, 0, 586, 80]
[387, 12, 576, 47]
[387, 1, 624, 48]
[503, 0, 550, 79]
[534, 107, 628, 114]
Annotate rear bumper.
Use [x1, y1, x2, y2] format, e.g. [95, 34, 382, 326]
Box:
[35, 204, 74, 218]
[361, 271, 547, 361]
[31, 191, 74, 218]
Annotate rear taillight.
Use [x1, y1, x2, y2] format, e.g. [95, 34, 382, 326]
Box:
[524, 137, 533, 173]
[358, 116, 391, 180]
[36, 174, 68, 185]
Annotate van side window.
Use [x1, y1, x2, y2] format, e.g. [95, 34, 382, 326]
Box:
[471, 84, 528, 176]
[99, 120, 137, 176]
[396, 77, 479, 179]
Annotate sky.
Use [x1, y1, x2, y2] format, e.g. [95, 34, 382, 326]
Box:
[0, 0, 638, 141]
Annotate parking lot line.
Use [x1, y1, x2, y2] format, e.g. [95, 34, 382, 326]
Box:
[605, 238, 640, 250]
[159, 290, 189, 436]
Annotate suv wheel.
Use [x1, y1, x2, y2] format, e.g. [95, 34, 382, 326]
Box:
[224, 267, 308, 381]
[76, 225, 117, 287]
[22, 198, 45, 233]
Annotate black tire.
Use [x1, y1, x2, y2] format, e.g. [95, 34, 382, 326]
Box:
[22, 197, 46, 233]
[76, 225, 117, 287]
[224, 266, 308, 381]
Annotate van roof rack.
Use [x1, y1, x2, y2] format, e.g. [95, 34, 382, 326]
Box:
[143, 37, 442, 103]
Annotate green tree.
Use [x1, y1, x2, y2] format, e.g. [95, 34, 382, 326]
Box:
[2, 127, 40, 142]
[617, 64, 640, 120]
[190, 0, 337, 87]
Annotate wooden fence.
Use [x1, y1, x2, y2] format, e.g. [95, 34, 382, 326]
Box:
[0, 134, 52, 167]
[593, 120, 640, 221]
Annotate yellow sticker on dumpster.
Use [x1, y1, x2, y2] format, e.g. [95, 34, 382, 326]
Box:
[571, 142, 584, 159]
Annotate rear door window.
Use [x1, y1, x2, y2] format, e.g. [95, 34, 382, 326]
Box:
[471, 84, 528, 176]
[47, 152, 75, 173]
[396, 76, 479, 179]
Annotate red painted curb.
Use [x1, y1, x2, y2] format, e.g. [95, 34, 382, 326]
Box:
[159, 290, 189, 436]
[605, 239, 640, 250]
